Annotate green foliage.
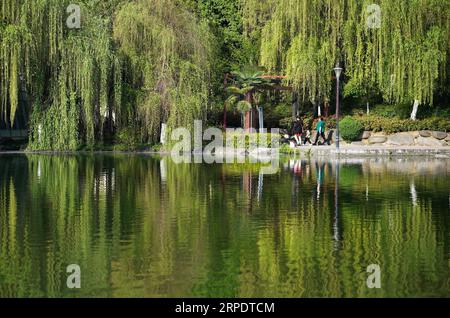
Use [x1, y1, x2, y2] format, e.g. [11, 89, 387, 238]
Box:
[1, 0, 122, 150]
[225, 132, 280, 149]
[339, 117, 364, 141]
[371, 104, 412, 119]
[279, 143, 299, 154]
[189, 0, 247, 66]
[225, 65, 275, 116]
[355, 116, 450, 134]
[114, 0, 215, 144]
[1, 0, 449, 149]
[259, 0, 449, 106]
[265, 103, 291, 128]
[114, 127, 138, 151]
[1, 154, 450, 297]
[236, 100, 252, 113]
[1, 0, 218, 150]
[370, 103, 450, 120]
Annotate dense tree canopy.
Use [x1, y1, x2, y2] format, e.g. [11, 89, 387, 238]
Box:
[1, 0, 217, 150]
[0, 0, 449, 150]
[113, 0, 215, 144]
[258, 0, 449, 106]
[1, 0, 124, 149]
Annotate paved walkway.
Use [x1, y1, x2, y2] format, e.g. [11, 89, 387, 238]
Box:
[288, 145, 450, 157]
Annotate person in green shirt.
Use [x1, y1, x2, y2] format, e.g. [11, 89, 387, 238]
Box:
[313, 117, 327, 145]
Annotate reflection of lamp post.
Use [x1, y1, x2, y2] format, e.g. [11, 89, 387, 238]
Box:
[333, 65, 343, 151]
[333, 160, 340, 243]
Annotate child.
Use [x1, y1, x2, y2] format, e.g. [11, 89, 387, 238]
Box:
[303, 128, 312, 145]
[303, 121, 312, 145]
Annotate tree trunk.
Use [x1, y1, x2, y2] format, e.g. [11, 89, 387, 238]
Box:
[244, 110, 250, 130]
[313, 102, 318, 118]
[244, 107, 258, 131]
[324, 101, 329, 117]
[223, 73, 229, 129]
[244, 92, 257, 131]
[410, 99, 419, 121]
[223, 103, 227, 129]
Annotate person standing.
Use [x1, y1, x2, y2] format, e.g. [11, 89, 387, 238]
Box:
[291, 117, 303, 146]
[313, 117, 327, 145]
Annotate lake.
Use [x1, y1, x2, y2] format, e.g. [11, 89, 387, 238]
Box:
[0, 154, 449, 297]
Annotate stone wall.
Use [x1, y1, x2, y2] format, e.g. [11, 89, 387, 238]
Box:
[361, 131, 450, 147]
[309, 130, 450, 147]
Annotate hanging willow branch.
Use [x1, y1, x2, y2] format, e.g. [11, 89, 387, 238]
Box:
[257, 0, 449, 106]
[1, 0, 215, 149]
[113, 0, 214, 144]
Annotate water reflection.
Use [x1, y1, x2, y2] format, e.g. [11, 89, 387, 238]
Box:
[333, 160, 341, 244]
[0, 154, 449, 297]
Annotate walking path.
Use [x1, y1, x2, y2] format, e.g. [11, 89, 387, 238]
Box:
[288, 145, 450, 158]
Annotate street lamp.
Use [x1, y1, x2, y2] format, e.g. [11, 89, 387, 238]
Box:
[333, 64, 343, 151]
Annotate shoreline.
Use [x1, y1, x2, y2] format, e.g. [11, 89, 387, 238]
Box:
[1, 145, 450, 158]
[284, 145, 450, 158]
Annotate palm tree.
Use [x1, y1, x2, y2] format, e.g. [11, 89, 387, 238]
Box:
[225, 66, 274, 130]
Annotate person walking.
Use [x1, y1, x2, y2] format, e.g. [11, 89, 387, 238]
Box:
[313, 117, 327, 145]
[303, 122, 312, 145]
[291, 117, 303, 146]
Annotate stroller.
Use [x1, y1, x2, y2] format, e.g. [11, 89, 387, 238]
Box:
[281, 133, 300, 148]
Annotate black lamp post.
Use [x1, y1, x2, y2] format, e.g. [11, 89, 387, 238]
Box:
[333, 64, 343, 151]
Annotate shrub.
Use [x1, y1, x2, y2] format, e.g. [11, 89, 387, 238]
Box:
[355, 116, 450, 134]
[370, 103, 450, 120]
[225, 132, 280, 149]
[115, 127, 138, 150]
[279, 117, 293, 130]
[371, 103, 411, 119]
[371, 104, 398, 118]
[339, 117, 364, 141]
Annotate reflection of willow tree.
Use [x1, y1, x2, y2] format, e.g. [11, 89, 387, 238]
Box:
[0, 155, 222, 297]
[196, 160, 450, 297]
[0, 156, 449, 297]
[242, 162, 450, 297]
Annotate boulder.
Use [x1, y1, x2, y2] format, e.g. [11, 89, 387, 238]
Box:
[445, 134, 450, 142]
[419, 130, 431, 137]
[431, 131, 448, 140]
[415, 136, 446, 147]
[362, 131, 371, 139]
[368, 135, 387, 144]
[351, 141, 365, 146]
[386, 133, 415, 146]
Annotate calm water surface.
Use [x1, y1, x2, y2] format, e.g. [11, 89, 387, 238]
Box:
[0, 154, 449, 297]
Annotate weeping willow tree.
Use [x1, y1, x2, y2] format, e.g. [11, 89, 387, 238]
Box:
[0, 1, 32, 126]
[0, 0, 215, 149]
[0, 0, 122, 150]
[113, 0, 215, 144]
[257, 0, 449, 112]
